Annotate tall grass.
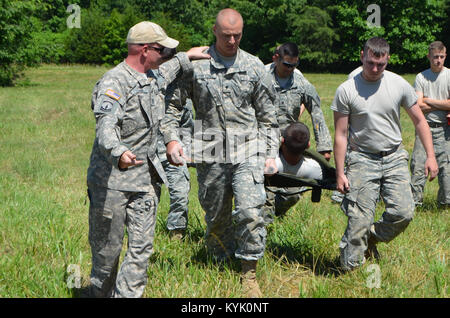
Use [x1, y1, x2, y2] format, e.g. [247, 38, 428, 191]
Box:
[0, 65, 447, 298]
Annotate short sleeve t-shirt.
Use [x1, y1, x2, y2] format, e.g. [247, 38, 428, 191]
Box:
[348, 66, 363, 79]
[331, 70, 418, 153]
[275, 153, 323, 180]
[414, 67, 450, 124]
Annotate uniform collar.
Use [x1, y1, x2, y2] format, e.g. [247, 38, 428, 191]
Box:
[209, 44, 245, 74]
[122, 60, 152, 86]
[270, 64, 298, 90]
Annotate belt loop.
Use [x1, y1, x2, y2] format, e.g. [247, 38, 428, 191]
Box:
[427, 121, 446, 128]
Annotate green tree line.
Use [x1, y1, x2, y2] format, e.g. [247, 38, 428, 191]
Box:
[1, 0, 448, 85]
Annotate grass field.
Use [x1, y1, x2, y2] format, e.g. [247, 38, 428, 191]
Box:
[0, 64, 448, 298]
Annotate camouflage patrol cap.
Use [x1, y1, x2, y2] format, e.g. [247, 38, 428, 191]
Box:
[126, 21, 179, 48]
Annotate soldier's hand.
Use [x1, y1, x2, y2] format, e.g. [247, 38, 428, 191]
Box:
[420, 99, 436, 113]
[424, 156, 438, 181]
[336, 173, 350, 194]
[319, 151, 332, 161]
[186, 46, 211, 60]
[264, 158, 278, 176]
[166, 140, 188, 166]
[119, 150, 144, 169]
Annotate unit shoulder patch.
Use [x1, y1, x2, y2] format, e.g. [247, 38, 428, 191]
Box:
[100, 101, 113, 112]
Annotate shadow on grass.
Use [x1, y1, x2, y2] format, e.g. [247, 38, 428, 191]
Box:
[266, 241, 343, 277]
[415, 199, 449, 213]
[186, 226, 205, 243]
[189, 244, 242, 273]
[183, 221, 345, 277]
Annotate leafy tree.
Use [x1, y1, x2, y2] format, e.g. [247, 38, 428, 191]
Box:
[442, 0, 450, 48]
[101, 7, 145, 65]
[381, 0, 447, 70]
[3, 0, 448, 72]
[288, 6, 339, 69]
[326, 2, 385, 71]
[133, 0, 213, 47]
[150, 12, 195, 53]
[207, 0, 310, 62]
[0, 0, 39, 86]
[325, 0, 446, 72]
[64, 7, 107, 64]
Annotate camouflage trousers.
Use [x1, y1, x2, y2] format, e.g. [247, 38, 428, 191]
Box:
[196, 159, 267, 261]
[339, 146, 414, 271]
[87, 182, 160, 298]
[161, 159, 190, 231]
[262, 186, 303, 225]
[410, 125, 450, 206]
[332, 148, 350, 203]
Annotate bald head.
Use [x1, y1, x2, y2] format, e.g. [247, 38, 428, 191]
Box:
[215, 8, 243, 28]
[213, 8, 243, 57]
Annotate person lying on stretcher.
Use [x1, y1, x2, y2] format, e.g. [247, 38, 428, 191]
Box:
[263, 122, 336, 224]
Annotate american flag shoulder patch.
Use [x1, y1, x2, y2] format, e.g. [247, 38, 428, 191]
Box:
[105, 89, 121, 101]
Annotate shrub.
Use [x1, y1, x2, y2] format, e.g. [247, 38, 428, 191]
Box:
[0, 0, 38, 86]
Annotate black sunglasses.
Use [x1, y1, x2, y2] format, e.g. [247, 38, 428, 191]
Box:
[281, 60, 299, 68]
[148, 46, 165, 54]
[140, 44, 176, 60]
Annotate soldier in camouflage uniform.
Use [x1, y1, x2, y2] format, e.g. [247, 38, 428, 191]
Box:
[160, 9, 279, 298]
[410, 41, 450, 207]
[332, 37, 438, 272]
[156, 99, 194, 239]
[86, 21, 209, 297]
[263, 43, 332, 224]
[265, 46, 332, 157]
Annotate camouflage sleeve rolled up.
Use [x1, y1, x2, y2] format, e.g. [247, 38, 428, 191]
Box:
[301, 78, 333, 153]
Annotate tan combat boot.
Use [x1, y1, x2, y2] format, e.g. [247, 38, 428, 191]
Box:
[169, 229, 185, 241]
[240, 260, 262, 298]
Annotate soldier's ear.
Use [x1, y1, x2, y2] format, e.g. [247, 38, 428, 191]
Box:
[141, 44, 150, 57]
[280, 136, 284, 144]
[307, 141, 310, 149]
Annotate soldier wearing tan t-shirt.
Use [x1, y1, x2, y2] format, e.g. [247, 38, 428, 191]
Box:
[410, 41, 450, 207]
[331, 37, 438, 272]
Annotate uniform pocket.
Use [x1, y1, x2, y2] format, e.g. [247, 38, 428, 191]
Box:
[127, 195, 157, 248]
[121, 118, 138, 138]
[231, 77, 254, 108]
[344, 187, 359, 203]
[251, 169, 264, 184]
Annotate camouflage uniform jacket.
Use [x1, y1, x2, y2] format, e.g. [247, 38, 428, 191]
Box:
[87, 53, 192, 192]
[266, 64, 333, 153]
[161, 45, 279, 162]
